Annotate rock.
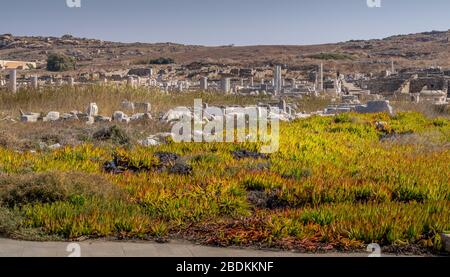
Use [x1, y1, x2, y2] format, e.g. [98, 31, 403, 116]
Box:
[42, 111, 60, 122]
[127, 68, 152, 77]
[48, 143, 61, 150]
[356, 100, 394, 115]
[130, 113, 145, 121]
[155, 152, 180, 166]
[61, 113, 79, 121]
[441, 233, 450, 252]
[375, 121, 389, 132]
[135, 102, 151, 113]
[153, 132, 173, 143]
[87, 103, 99, 117]
[38, 142, 47, 150]
[121, 100, 135, 111]
[162, 107, 192, 123]
[20, 113, 40, 122]
[232, 150, 269, 160]
[169, 163, 192, 175]
[112, 111, 128, 122]
[85, 116, 95, 125]
[139, 137, 160, 147]
[95, 116, 112, 123]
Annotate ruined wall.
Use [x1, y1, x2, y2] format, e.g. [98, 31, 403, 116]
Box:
[410, 78, 446, 93]
[366, 78, 406, 96]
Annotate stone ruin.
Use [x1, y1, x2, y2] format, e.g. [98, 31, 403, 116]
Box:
[18, 101, 152, 124]
[324, 100, 394, 116]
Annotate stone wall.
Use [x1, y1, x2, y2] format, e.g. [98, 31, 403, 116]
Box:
[410, 78, 446, 93]
[366, 78, 406, 96]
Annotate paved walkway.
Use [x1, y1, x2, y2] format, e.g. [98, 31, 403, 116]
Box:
[0, 238, 376, 257]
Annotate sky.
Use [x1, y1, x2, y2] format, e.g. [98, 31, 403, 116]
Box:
[1, 0, 449, 46]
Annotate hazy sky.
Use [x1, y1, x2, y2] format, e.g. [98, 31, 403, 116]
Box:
[1, 0, 449, 46]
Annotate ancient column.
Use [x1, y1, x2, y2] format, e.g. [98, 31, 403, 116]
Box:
[31, 75, 38, 89]
[9, 69, 17, 93]
[67, 76, 74, 87]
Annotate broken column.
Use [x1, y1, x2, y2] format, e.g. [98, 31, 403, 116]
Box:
[31, 75, 38, 89]
[221, 78, 231, 93]
[278, 99, 287, 113]
[87, 103, 99, 117]
[319, 63, 324, 92]
[67, 76, 74, 87]
[200, 77, 208, 90]
[127, 76, 134, 87]
[9, 69, 17, 93]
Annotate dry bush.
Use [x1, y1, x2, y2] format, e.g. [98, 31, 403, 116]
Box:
[0, 171, 124, 208]
[392, 101, 450, 118]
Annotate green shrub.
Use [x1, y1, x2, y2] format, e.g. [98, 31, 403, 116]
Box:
[47, 53, 76, 72]
[149, 57, 175, 65]
[308, 52, 354, 60]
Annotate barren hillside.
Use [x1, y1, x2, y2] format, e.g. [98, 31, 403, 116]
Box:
[1, 30, 449, 74]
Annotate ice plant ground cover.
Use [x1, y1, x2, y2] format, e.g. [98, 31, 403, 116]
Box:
[0, 112, 449, 253]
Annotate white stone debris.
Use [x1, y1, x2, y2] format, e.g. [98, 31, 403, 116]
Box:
[121, 100, 135, 112]
[61, 113, 79, 121]
[112, 111, 130, 123]
[138, 132, 174, 147]
[85, 116, 95, 125]
[139, 137, 160, 147]
[87, 103, 99, 117]
[48, 143, 62, 150]
[162, 107, 194, 123]
[20, 112, 40, 123]
[42, 111, 60, 122]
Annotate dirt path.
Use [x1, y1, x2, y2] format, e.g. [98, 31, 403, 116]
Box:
[0, 238, 380, 257]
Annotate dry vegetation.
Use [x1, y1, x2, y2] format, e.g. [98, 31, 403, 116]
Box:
[1, 30, 450, 75]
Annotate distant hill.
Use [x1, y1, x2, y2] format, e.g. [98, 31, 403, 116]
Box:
[1, 30, 449, 73]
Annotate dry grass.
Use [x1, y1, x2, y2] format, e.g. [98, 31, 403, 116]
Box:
[392, 101, 450, 119]
[0, 86, 278, 117]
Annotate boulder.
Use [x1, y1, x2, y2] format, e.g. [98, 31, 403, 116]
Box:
[43, 111, 60, 122]
[112, 111, 127, 122]
[356, 100, 393, 115]
[112, 111, 128, 122]
[20, 113, 40, 123]
[61, 113, 79, 121]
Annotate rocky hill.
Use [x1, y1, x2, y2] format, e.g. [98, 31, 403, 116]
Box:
[0, 30, 449, 74]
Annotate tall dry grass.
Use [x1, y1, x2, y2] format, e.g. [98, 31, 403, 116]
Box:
[0, 85, 271, 116]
